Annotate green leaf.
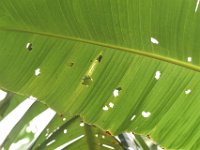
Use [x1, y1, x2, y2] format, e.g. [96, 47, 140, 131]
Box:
[134, 134, 152, 150]
[34, 116, 122, 150]
[30, 112, 73, 149]
[1, 101, 47, 149]
[0, 0, 200, 149]
[0, 93, 122, 150]
[0, 92, 26, 121]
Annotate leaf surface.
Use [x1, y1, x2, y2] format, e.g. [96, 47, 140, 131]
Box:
[0, 0, 200, 149]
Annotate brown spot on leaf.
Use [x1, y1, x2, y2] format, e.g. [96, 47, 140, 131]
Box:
[97, 55, 103, 62]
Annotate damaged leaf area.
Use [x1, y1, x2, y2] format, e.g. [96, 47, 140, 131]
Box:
[0, 0, 200, 149]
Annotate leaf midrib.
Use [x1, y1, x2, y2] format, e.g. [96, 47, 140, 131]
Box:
[1, 27, 200, 72]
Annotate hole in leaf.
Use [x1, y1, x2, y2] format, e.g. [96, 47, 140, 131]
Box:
[185, 89, 191, 95]
[26, 43, 32, 51]
[95, 134, 98, 137]
[151, 37, 159, 44]
[46, 132, 53, 139]
[103, 105, 109, 111]
[142, 111, 151, 118]
[155, 71, 161, 80]
[35, 68, 41, 76]
[29, 95, 37, 101]
[130, 115, 136, 121]
[80, 122, 84, 127]
[102, 135, 105, 139]
[64, 129, 67, 134]
[102, 144, 114, 149]
[63, 118, 66, 121]
[109, 102, 114, 108]
[187, 57, 192, 62]
[82, 75, 93, 86]
[45, 129, 50, 137]
[113, 87, 122, 97]
[46, 139, 56, 146]
[54, 135, 84, 150]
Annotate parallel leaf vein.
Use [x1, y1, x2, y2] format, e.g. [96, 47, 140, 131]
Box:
[1, 27, 200, 72]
